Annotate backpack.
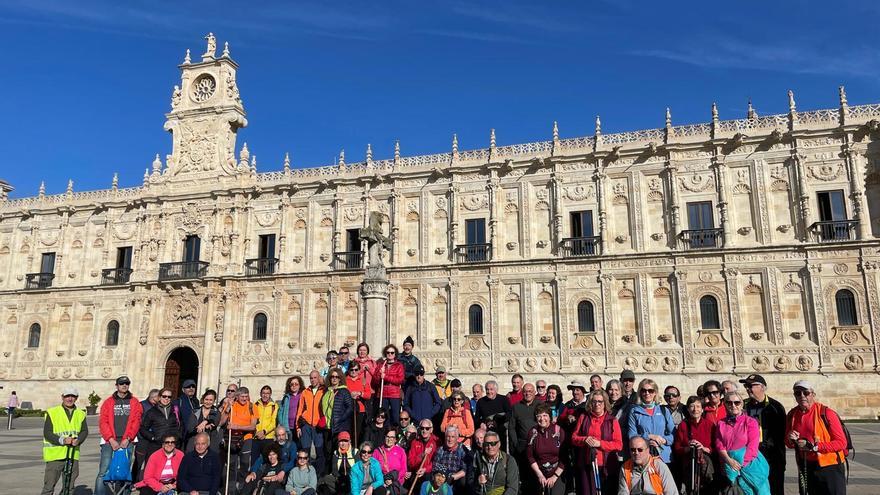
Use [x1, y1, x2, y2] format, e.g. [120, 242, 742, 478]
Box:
[820, 404, 854, 482]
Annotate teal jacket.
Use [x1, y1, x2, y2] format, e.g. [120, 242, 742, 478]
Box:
[349, 456, 384, 495]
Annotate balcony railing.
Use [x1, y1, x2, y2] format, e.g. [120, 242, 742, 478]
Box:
[333, 251, 364, 270]
[679, 228, 723, 250]
[456, 243, 491, 263]
[158, 261, 209, 281]
[101, 268, 133, 285]
[245, 258, 279, 276]
[560, 236, 601, 257]
[809, 220, 858, 243]
[24, 272, 54, 290]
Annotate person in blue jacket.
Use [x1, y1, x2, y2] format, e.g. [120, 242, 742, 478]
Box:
[350, 441, 386, 495]
[403, 366, 442, 424]
[627, 378, 675, 463]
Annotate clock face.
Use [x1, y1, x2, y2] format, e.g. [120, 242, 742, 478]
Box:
[191, 74, 216, 102]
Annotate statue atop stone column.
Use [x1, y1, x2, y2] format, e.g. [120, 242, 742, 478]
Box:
[359, 212, 392, 270]
[360, 211, 392, 354]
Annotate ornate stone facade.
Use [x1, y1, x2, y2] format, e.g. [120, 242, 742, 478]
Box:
[3, 37, 880, 416]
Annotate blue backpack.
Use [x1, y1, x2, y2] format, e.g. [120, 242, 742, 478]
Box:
[103, 448, 132, 482]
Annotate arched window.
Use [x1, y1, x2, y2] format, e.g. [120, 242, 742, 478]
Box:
[835, 289, 858, 326]
[253, 313, 268, 341]
[106, 320, 120, 346]
[468, 305, 483, 335]
[27, 323, 41, 348]
[577, 300, 595, 332]
[699, 295, 720, 330]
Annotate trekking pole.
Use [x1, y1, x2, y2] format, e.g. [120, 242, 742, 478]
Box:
[590, 446, 601, 493]
[224, 426, 233, 495]
[60, 443, 75, 495]
[407, 446, 434, 495]
[353, 402, 359, 448]
[796, 449, 808, 495]
[379, 361, 386, 417]
[689, 445, 696, 495]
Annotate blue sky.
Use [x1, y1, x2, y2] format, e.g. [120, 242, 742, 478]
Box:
[1, 1, 878, 198]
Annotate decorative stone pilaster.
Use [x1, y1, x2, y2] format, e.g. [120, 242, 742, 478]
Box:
[666, 160, 681, 249]
[390, 191, 401, 265]
[722, 267, 744, 372]
[550, 172, 563, 253]
[637, 273, 652, 346]
[805, 263, 830, 371]
[448, 185, 458, 262]
[595, 168, 608, 254]
[712, 153, 733, 246]
[630, 170, 644, 251]
[554, 276, 570, 368]
[753, 159, 772, 244]
[844, 145, 870, 239]
[857, 259, 880, 372]
[598, 272, 616, 371]
[672, 270, 693, 369]
[792, 153, 811, 241]
[487, 178, 499, 261]
[766, 268, 784, 345]
[487, 277, 501, 369]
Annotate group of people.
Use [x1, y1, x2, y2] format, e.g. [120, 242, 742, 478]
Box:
[41, 336, 851, 495]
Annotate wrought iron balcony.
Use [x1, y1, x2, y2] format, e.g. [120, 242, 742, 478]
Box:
[24, 272, 54, 290]
[809, 220, 858, 243]
[560, 236, 601, 258]
[158, 261, 209, 281]
[679, 228, 723, 250]
[333, 251, 364, 270]
[101, 268, 133, 285]
[245, 258, 279, 276]
[455, 243, 491, 263]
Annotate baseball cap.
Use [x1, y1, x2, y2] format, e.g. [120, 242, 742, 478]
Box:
[739, 374, 766, 387]
[620, 369, 636, 381]
[435, 366, 447, 373]
[116, 375, 131, 385]
[450, 379, 462, 388]
[182, 379, 196, 389]
[62, 387, 79, 397]
[338, 431, 351, 441]
[414, 365, 426, 376]
[793, 380, 813, 391]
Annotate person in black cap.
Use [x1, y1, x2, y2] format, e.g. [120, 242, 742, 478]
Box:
[619, 369, 638, 404]
[398, 335, 423, 392]
[742, 374, 787, 495]
[175, 379, 199, 445]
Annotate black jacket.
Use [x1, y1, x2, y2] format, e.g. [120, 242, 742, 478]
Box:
[139, 403, 182, 452]
[745, 395, 787, 458]
[177, 449, 221, 494]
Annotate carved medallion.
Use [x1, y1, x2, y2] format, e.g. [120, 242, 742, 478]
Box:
[563, 185, 594, 202]
[580, 357, 596, 372]
[461, 194, 488, 211]
[774, 355, 791, 371]
[844, 354, 864, 371]
[167, 296, 201, 335]
[796, 355, 813, 372]
[661, 356, 678, 372]
[751, 356, 770, 371]
[706, 356, 723, 372]
[643, 357, 659, 372]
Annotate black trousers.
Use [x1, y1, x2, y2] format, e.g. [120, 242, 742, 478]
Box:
[762, 447, 786, 495]
[807, 461, 847, 495]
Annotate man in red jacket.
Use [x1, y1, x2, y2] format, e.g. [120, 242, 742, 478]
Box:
[95, 375, 143, 495]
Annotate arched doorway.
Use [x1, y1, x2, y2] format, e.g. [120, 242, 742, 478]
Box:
[163, 346, 199, 399]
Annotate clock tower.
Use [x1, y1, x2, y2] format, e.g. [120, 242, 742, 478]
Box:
[162, 33, 248, 180]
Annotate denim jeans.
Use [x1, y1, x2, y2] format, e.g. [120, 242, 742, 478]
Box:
[298, 424, 326, 475]
[94, 443, 134, 495]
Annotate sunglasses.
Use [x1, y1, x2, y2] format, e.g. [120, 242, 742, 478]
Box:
[385, 436, 397, 440]
[706, 390, 721, 396]
[118, 382, 131, 386]
[453, 398, 464, 401]
[630, 447, 646, 453]
[339, 439, 350, 443]
[297, 456, 309, 460]
[385, 351, 396, 356]
[226, 389, 236, 394]
[350, 368, 360, 372]
[664, 393, 679, 398]
[419, 426, 433, 431]
[794, 389, 812, 397]
[537, 386, 547, 389]
[361, 450, 373, 454]
[331, 375, 341, 380]
[400, 417, 410, 421]
[484, 441, 500, 447]
[340, 351, 349, 355]
[163, 440, 176, 445]
[640, 389, 655, 394]
[590, 399, 605, 404]
[161, 395, 173, 399]
[63, 394, 78, 398]
[725, 400, 743, 406]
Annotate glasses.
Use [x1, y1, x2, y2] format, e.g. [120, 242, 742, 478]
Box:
[63, 395, 78, 398]
[297, 456, 309, 460]
[590, 399, 605, 404]
[118, 382, 131, 386]
[453, 398, 464, 402]
[385, 436, 397, 440]
[340, 351, 349, 355]
[350, 368, 360, 372]
[331, 375, 341, 380]
[226, 389, 236, 394]
[163, 440, 176, 445]
[361, 450, 373, 455]
[400, 417, 410, 422]
[725, 400, 743, 406]
[640, 389, 655, 394]
[484, 441, 500, 447]
[161, 395, 173, 399]
[419, 426, 433, 431]
[385, 351, 396, 356]
[537, 386, 546, 389]
[664, 393, 679, 398]
[707, 390, 721, 396]
[794, 389, 812, 397]
[630, 447, 646, 453]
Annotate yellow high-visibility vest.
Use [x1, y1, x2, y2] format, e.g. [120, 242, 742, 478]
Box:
[43, 405, 86, 462]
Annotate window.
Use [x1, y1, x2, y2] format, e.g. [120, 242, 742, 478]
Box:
[468, 305, 483, 334]
[116, 247, 132, 269]
[183, 235, 201, 262]
[570, 211, 594, 238]
[27, 323, 41, 348]
[686, 202, 717, 248]
[835, 289, 858, 326]
[465, 219, 487, 245]
[577, 300, 595, 332]
[258, 234, 276, 259]
[106, 320, 120, 346]
[699, 295, 720, 330]
[40, 252, 56, 274]
[253, 313, 268, 341]
[817, 191, 847, 222]
[346, 229, 361, 252]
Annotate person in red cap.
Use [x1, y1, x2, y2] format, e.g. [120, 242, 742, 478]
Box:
[785, 380, 848, 495]
[742, 374, 787, 495]
[317, 430, 356, 495]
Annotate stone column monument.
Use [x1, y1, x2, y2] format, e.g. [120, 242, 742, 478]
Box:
[360, 212, 392, 354]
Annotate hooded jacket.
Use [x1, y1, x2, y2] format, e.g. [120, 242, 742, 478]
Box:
[404, 379, 442, 423]
[99, 391, 143, 443]
[627, 403, 675, 463]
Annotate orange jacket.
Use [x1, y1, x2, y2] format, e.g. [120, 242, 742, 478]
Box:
[296, 386, 325, 428]
[622, 457, 665, 494]
[440, 406, 475, 448]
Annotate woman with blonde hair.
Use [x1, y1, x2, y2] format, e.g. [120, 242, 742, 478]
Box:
[439, 391, 474, 448]
[626, 378, 674, 462]
[572, 389, 622, 494]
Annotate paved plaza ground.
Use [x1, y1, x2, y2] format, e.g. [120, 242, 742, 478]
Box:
[3, 416, 880, 494]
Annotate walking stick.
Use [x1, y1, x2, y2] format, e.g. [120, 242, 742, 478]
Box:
[353, 400, 359, 448]
[689, 445, 700, 495]
[795, 449, 808, 495]
[590, 446, 601, 493]
[407, 446, 434, 495]
[60, 444, 75, 495]
[379, 361, 386, 417]
[224, 424, 233, 495]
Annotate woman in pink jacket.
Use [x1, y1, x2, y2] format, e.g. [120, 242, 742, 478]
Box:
[136, 433, 184, 495]
[373, 428, 407, 486]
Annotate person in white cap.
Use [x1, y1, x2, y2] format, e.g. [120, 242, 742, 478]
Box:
[42, 387, 89, 495]
[785, 380, 848, 495]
